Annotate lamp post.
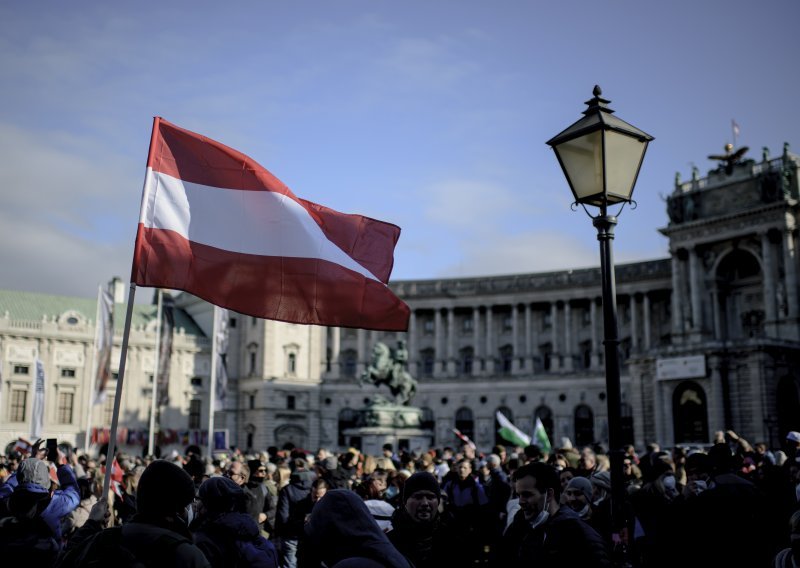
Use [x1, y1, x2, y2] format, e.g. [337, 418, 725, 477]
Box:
[547, 86, 652, 564]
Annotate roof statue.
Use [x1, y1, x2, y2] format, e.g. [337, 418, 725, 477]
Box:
[708, 143, 749, 175]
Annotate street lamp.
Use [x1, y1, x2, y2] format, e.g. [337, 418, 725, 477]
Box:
[547, 85, 653, 562]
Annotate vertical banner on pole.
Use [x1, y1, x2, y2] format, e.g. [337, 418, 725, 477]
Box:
[156, 294, 174, 407]
[94, 288, 115, 405]
[31, 357, 46, 439]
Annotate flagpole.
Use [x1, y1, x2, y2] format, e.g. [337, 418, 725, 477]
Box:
[206, 305, 219, 457]
[84, 284, 103, 454]
[101, 282, 137, 505]
[147, 289, 163, 457]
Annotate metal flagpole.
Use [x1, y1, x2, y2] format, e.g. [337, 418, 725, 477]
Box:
[147, 289, 163, 457]
[206, 305, 219, 458]
[101, 282, 137, 505]
[84, 284, 103, 454]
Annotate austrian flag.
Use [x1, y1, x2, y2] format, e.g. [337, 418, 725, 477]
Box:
[132, 118, 410, 331]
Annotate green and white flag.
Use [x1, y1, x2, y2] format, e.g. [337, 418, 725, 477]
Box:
[533, 417, 552, 454]
[496, 411, 530, 447]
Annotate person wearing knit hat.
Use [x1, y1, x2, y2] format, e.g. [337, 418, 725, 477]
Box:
[563, 476, 593, 519]
[56, 460, 211, 567]
[388, 472, 463, 567]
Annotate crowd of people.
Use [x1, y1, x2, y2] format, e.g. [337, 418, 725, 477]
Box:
[0, 430, 799, 567]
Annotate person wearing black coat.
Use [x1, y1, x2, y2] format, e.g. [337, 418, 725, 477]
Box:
[275, 462, 315, 568]
[496, 462, 611, 568]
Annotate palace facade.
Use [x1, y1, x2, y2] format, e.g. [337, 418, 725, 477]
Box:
[2, 143, 799, 456]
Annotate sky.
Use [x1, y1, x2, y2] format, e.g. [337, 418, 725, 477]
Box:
[1, 1, 798, 302]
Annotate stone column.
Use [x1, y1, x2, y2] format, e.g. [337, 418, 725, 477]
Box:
[473, 307, 481, 377]
[550, 303, 559, 371]
[563, 301, 573, 371]
[485, 307, 495, 374]
[434, 309, 443, 377]
[524, 304, 534, 372]
[447, 309, 456, 375]
[761, 232, 777, 330]
[356, 329, 366, 376]
[408, 311, 418, 371]
[630, 295, 639, 352]
[331, 327, 341, 379]
[783, 229, 799, 319]
[671, 253, 683, 337]
[688, 247, 703, 334]
[642, 293, 652, 350]
[511, 304, 520, 373]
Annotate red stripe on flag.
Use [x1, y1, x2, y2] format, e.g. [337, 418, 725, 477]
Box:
[132, 226, 409, 331]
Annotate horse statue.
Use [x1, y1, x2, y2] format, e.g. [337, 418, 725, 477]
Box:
[359, 340, 418, 406]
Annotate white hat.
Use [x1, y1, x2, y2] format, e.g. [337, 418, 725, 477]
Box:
[787, 431, 800, 443]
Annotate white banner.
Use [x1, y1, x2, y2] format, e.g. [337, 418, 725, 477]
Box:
[31, 357, 46, 439]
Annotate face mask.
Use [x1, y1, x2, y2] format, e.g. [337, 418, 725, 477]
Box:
[575, 503, 590, 518]
[385, 486, 399, 499]
[182, 502, 195, 527]
[529, 494, 550, 529]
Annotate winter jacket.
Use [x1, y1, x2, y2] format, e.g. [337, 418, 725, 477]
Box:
[275, 470, 315, 539]
[194, 511, 278, 568]
[498, 506, 612, 568]
[300, 489, 411, 568]
[388, 506, 462, 568]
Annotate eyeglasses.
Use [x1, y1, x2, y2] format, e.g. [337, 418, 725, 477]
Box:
[257, 468, 267, 473]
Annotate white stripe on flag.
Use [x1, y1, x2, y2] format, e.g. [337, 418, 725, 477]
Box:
[142, 170, 381, 283]
[31, 358, 46, 439]
[496, 411, 530, 447]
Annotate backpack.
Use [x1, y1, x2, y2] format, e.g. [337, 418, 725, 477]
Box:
[57, 525, 187, 568]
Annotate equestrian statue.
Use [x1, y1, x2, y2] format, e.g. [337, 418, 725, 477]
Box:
[359, 340, 418, 406]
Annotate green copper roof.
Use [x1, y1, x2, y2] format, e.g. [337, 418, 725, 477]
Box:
[0, 289, 204, 337]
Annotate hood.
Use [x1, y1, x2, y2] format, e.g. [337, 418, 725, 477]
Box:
[304, 490, 410, 568]
[289, 469, 316, 489]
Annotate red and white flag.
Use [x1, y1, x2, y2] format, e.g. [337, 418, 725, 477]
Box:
[132, 118, 410, 331]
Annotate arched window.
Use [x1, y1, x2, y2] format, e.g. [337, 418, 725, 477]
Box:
[672, 381, 708, 444]
[620, 402, 635, 446]
[338, 408, 359, 447]
[574, 404, 594, 448]
[454, 407, 474, 444]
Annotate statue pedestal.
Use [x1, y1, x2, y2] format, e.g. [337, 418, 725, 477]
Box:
[342, 402, 433, 455]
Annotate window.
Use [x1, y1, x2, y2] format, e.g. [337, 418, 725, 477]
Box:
[148, 374, 154, 384]
[338, 408, 358, 446]
[420, 348, 435, 378]
[342, 350, 357, 378]
[454, 407, 474, 443]
[13, 365, 29, 375]
[229, 317, 237, 328]
[10, 389, 27, 422]
[287, 353, 297, 375]
[249, 352, 257, 375]
[60, 368, 76, 378]
[502, 315, 513, 332]
[57, 392, 74, 424]
[423, 319, 435, 335]
[542, 311, 552, 330]
[459, 347, 474, 375]
[189, 399, 202, 429]
[103, 394, 115, 426]
[499, 345, 513, 374]
[251, 317, 258, 327]
[287, 395, 296, 410]
[190, 377, 202, 386]
[249, 394, 255, 410]
[462, 317, 474, 333]
[326, 348, 332, 373]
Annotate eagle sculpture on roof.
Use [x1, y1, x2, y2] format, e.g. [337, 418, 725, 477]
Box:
[708, 143, 749, 175]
